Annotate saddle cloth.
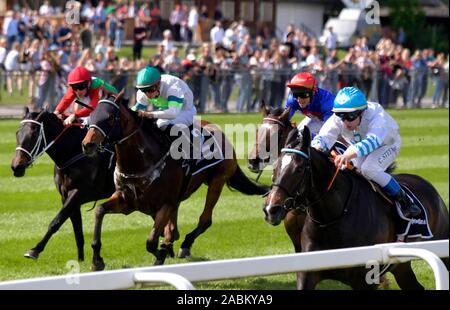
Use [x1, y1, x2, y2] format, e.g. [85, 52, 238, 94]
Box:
[177, 126, 224, 177]
[395, 185, 433, 241]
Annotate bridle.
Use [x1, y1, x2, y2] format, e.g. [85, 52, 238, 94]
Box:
[253, 117, 293, 182]
[270, 147, 350, 227]
[88, 99, 141, 147]
[16, 119, 81, 167]
[270, 147, 312, 212]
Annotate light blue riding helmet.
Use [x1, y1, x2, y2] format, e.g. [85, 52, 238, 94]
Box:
[332, 87, 367, 113]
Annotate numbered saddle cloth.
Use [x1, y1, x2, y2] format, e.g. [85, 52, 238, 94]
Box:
[395, 185, 433, 241]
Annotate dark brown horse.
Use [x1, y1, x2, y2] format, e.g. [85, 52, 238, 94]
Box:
[247, 104, 306, 255]
[82, 94, 268, 270]
[11, 108, 115, 261]
[263, 126, 449, 289]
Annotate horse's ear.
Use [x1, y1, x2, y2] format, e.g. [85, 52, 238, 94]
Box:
[301, 126, 311, 151]
[23, 106, 29, 119]
[260, 100, 269, 117]
[114, 89, 125, 106]
[280, 106, 291, 121]
[285, 127, 299, 147]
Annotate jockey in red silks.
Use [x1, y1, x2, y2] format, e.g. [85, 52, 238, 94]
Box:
[54, 66, 118, 125]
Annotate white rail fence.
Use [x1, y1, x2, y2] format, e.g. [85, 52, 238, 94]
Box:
[0, 240, 447, 290]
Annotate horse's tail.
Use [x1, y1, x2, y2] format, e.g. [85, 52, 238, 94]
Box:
[227, 165, 269, 195]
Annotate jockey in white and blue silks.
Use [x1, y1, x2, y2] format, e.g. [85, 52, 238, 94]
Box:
[311, 86, 421, 218]
[131, 66, 196, 130]
[285, 72, 335, 136]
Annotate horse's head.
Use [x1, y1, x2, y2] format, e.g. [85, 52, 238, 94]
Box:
[262, 126, 312, 226]
[248, 102, 293, 173]
[11, 108, 61, 177]
[82, 93, 125, 157]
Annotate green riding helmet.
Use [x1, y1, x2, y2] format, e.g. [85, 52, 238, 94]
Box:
[136, 66, 161, 89]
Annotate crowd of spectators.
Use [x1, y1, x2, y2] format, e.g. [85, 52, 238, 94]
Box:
[0, 0, 448, 113]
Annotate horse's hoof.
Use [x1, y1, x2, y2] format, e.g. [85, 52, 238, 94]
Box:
[177, 248, 190, 258]
[91, 260, 105, 271]
[24, 250, 39, 260]
[154, 259, 165, 265]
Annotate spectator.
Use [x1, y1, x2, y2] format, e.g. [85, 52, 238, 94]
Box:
[430, 53, 447, 108]
[133, 18, 147, 61]
[36, 48, 59, 111]
[6, 12, 19, 49]
[4, 42, 21, 96]
[210, 20, 225, 47]
[188, 5, 200, 43]
[149, 2, 162, 40]
[324, 26, 338, 52]
[80, 19, 93, 50]
[114, 11, 126, 50]
[161, 30, 174, 57]
[169, 3, 186, 42]
[39, 0, 55, 16]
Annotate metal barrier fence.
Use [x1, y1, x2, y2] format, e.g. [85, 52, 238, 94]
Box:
[0, 239, 447, 290]
[0, 67, 448, 112]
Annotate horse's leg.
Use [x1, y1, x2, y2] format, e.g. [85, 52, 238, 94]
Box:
[24, 189, 80, 260]
[390, 262, 424, 290]
[91, 192, 131, 271]
[178, 178, 226, 258]
[284, 210, 306, 289]
[69, 207, 84, 261]
[283, 211, 305, 253]
[146, 205, 174, 265]
[296, 271, 321, 290]
[155, 208, 179, 265]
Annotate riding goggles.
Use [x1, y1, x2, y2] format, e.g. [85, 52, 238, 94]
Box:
[139, 83, 160, 93]
[335, 111, 362, 122]
[292, 90, 312, 99]
[70, 81, 89, 91]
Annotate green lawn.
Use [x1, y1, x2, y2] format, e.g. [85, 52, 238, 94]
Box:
[0, 110, 448, 289]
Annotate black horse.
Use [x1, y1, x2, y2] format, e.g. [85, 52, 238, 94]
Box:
[263, 126, 449, 289]
[11, 108, 115, 261]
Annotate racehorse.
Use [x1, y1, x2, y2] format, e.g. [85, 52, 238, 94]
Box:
[263, 126, 449, 289]
[247, 103, 305, 255]
[82, 93, 268, 270]
[11, 108, 115, 261]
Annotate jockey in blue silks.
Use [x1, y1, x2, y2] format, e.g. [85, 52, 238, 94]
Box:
[285, 72, 336, 136]
[311, 86, 421, 218]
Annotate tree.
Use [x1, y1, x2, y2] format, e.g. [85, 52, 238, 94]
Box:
[387, 0, 448, 53]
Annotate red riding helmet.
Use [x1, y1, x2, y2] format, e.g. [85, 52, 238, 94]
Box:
[68, 66, 92, 85]
[287, 72, 317, 92]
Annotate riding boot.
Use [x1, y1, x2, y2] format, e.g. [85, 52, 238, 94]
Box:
[382, 176, 421, 219]
[394, 189, 422, 218]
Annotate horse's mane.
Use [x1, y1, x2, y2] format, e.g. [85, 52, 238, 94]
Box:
[126, 108, 170, 148]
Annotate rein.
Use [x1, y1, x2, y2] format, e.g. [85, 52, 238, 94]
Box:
[275, 147, 350, 227]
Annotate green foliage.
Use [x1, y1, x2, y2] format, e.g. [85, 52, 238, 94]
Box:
[387, 0, 448, 53]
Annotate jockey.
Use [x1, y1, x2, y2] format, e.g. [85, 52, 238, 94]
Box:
[54, 66, 118, 125]
[285, 72, 335, 136]
[131, 66, 197, 131]
[311, 87, 421, 218]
